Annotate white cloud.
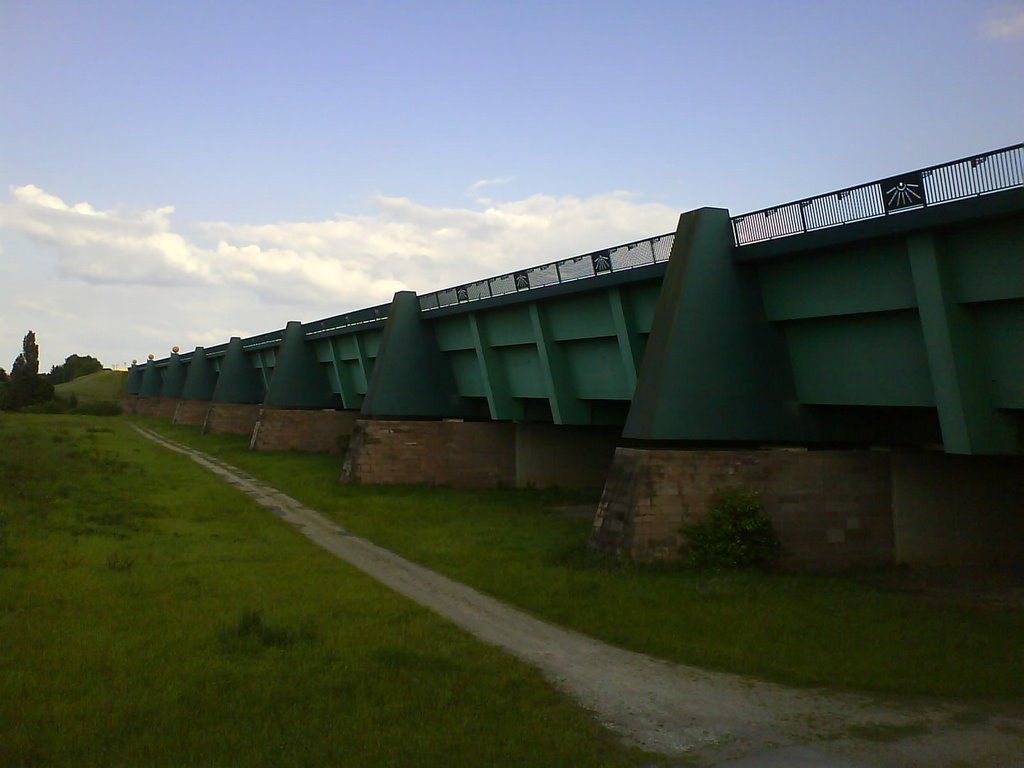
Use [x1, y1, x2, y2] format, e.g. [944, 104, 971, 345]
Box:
[200, 190, 678, 304]
[982, 4, 1024, 38]
[469, 176, 515, 192]
[0, 185, 213, 285]
[0, 183, 680, 367]
[3, 184, 677, 306]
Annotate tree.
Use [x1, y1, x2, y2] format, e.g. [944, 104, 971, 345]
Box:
[49, 354, 104, 384]
[7, 331, 54, 410]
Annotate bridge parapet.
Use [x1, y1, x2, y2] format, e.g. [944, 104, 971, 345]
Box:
[731, 142, 1023, 246]
[418, 232, 674, 312]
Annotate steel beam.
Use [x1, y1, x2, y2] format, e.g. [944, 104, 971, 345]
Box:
[528, 303, 588, 424]
[908, 232, 1015, 454]
[468, 313, 522, 421]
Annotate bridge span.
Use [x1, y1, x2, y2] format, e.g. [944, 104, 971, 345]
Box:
[125, 143, 1024, 569]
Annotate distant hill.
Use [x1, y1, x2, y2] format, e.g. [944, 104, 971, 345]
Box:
[54, 369, 127, 402]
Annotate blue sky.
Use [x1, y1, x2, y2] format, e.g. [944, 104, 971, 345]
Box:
[1, 0, 1022, 369]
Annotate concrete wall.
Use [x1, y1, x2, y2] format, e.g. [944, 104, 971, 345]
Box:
[203, 403, 262, 436]
[250, 408, 358, 452]
[340, 419, 620, 490]
[134, 397, 179, 419]
[515, 423, 619, 490]
[341, 419, 517, 488]
[133, 397, 159, 417]
[173, 399, 211, 427]
[122, 394, 139, 415]
[892, 451, 1024, 566]
[590, 447, 893, 569]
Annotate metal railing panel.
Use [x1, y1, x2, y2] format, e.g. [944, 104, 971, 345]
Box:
[731, 143, 1024, 246]
[526, 263, 559, 289]
[464, 280, 491, 301]
[610, 240, 656, 270]
[556, 255, 596, 282]
[488, 273, 517, 297]
[302, 303, 389, 338]
[435, 287, 460, 308]
[241, 331, 284, 350]
[416, 231, 674, 312]
[652, 235, 674, 262]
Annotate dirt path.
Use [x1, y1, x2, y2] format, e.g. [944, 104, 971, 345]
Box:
[132, 425, 1023, 767]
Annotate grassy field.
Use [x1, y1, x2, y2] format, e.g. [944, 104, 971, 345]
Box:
[53, 368, 126, 402]
[0, 414, 650, 767]
[137, 418, 1024, 701]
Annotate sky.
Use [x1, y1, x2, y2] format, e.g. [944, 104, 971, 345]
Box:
[1, 0, 1022, 370]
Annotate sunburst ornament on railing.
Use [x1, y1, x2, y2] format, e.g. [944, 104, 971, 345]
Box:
[881, 172, 924, 212]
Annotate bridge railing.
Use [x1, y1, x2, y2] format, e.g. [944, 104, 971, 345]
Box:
[731, 142, 1024, 246]
[303, 303, 390, 338]
[241, 330, 284, 351]
[203, 342, 229, 357]
[418, 232, 675, 312]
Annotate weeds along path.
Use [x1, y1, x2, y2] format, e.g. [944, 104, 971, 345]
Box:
[131, 424, 1023, 767]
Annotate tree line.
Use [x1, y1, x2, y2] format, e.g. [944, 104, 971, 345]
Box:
[0, 331, 104, 411]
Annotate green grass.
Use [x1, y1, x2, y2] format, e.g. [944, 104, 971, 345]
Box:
[137, 418, 1024, 701]
[53, 368, 127, 402]
[0, 414, 650, 767]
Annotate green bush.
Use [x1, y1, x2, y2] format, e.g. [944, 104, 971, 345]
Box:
[15, 397, 121, 416]
[681, 487, 781, 568]
[19, 397, 71, 414]
[74, 400, 122, 417]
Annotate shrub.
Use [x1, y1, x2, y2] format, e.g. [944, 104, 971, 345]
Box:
[20, 397, 71, 414]
[681, 487, 781, 568]
[75, 400, 122, 416]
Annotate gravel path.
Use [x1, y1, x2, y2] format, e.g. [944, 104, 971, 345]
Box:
[132, 425, 1023, 767]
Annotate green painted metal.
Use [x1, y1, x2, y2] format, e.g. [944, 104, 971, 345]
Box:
[528, 303, 588, 424]
[131, 146, 1023, 455]
[468, 313, 523, 421]
[254, 349, 275, 390]
[263, 321, 340, 409]
[159, 354, 187, 399]
[748, 193, 1023, 453]
[940, 215, 1024, 304]
[783, 312, 935, 406]
[757, 239, 916, 321]
[972, 302, 1024, 410]
[496, 343, 546, 398]
[139, 360, 164, 397]
[210, 337, 266, 404]
[324, 336, 358, 409]
[428, 275, 660, 425]
[543, 291, 616, 340]
[608, 287, 640, 392]
[908, 232, 1016, 454]
[361, 291, 471, 418]
[180, 347, 218, 401]
[312, 329, 381, 409]
[624, 208, 816, 442]
[125, 365, 143, 395]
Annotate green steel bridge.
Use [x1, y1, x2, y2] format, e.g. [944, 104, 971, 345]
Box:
[129, 142, 1024, 457]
